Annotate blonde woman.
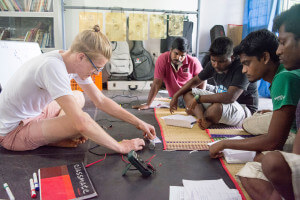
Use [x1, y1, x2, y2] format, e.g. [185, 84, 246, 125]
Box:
[0, 25, 155, 153]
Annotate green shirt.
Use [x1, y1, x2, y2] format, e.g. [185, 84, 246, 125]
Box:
[270, 64, 300, 133]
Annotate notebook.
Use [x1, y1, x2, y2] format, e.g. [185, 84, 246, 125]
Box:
[208, 136, 256, 164]
[38, 162, 97, 200]
[161, 114, 197, 128]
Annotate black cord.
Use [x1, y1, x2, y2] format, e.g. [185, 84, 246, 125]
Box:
[88, 144, 119, 156]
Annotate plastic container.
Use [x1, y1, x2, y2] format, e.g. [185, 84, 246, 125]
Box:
[70, 73, 102, 91]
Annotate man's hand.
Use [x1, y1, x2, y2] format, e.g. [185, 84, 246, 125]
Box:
[136, 121, 156, 140]
[169, 97, 178, 114]
[132, 104, 150, 110]
[209, 141, 225, 158]
[119, 138, 145, 154]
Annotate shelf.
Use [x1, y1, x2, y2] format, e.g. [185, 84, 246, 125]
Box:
[0, 12, 54, 18]
[0, 0, 62, 50]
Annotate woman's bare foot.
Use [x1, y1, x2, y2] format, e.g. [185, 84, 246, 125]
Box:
[197, 118, 212, 130]
[48, 136, 88, 148]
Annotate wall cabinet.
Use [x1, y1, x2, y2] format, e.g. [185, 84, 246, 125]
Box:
[0, 0, 62, 51]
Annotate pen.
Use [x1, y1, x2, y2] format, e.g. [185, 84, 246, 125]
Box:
[191, 121, 197, 125]
[3, 183, 15, 200]
[30, 178, 36, 198]
[33, 172, 39, 191]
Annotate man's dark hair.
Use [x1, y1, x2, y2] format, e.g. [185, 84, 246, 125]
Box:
[209, 37, 233, 57]
[273, 4, 300, 39]
[234, 29, 279, 62]
[171, 37, 188, 52]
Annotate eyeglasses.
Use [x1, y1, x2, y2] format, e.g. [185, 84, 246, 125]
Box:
[85, 53, 103, 73]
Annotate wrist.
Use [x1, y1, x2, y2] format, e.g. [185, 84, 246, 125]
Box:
[194, 95, 201, 103]
[115, 140, 125, 154]
[220, 140, 227, 150]
[135, 120, 144, 130]
[118, 144, 124, 154]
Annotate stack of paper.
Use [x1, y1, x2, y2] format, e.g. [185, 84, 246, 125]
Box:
[170, 179, 242, 200]
[208, 136, 256, 164]
[161, 114, 196, 128]
[223, 148, 256, 163]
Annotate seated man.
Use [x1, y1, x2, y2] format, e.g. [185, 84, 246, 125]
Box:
[210, 29, 300, 159]
[132, 37, 205, 110]
[238, 5, 300, 200]
[170, 37, 258, 129]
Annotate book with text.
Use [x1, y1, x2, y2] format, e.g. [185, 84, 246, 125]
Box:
[38, 162, 97, 200]
[161, 114, 197, 128]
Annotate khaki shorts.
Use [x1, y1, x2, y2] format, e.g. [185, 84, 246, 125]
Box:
[192, 88, 251, 126]
[237, 151, 300, 199]
[0, 101, 61, 151]
[242, 112, 273, 135]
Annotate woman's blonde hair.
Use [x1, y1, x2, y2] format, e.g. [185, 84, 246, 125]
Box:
[70, 25, 112, 60]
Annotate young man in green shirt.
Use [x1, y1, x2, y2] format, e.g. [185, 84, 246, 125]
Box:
[238, 5, 300, 200]
[209, 29, 300, 159]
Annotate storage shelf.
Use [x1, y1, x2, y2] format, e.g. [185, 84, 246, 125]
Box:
[0, 0, 62, 50]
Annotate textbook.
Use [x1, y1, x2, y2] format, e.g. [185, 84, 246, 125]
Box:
[38, 162, 97, 200]
[161, 114, 197, 128]
[208, 136, 256, 164]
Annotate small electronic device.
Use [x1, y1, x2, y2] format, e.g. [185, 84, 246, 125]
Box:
[122, 150, 155, 177]
[149, 139, 155, 150]
[145, 138, 155, 150]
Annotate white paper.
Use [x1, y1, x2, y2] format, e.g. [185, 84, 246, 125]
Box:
[153, 137, 162, 144]
[182, 179, 242, 200]
[223, 149, 256, 164]
[169, 186, 185, 200]
[150, 100, 170, 108]
[161, 114, 196, 128]
[208, 136, 256, 163]
[169, 179, 242, 200]
[158, 90, 169, 94]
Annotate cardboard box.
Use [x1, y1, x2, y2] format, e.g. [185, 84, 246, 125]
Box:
[227, 24, 243, 47]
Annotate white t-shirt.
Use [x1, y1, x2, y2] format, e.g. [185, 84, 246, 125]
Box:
[0, 50, 92, 136]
